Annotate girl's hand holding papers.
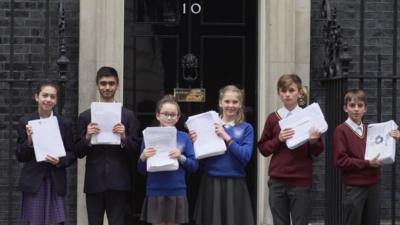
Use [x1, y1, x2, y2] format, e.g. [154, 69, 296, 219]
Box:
[169, 149, 182, 160]
[25, 124, 33, 145]
[140, 147, 156, 161]
[214, 123, 232, 143]
[189, 130, 198, 142]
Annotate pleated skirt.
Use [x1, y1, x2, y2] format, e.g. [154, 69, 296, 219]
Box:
[193, 174, 255, 225]
[21, 176, 66, 224]
[141, 195, 189, 224]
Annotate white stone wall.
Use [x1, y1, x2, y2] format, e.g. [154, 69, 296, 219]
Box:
[257, 0, 311, 224]
[78, 0, 125, 225]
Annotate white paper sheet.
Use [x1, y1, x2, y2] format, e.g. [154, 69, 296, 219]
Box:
[185, 111, 227, 159]
[90, 102, 122, 145]
[278, 103, 328, 149]
[28, 116, 66, 162]
[143, 126, 179, 172]
[365, 120, 398, 165]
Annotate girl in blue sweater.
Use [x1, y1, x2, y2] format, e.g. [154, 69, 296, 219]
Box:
[191, 85, 255, 225]
[138, 95, 198, 225]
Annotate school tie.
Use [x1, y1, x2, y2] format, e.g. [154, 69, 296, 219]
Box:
[356, 126, 363, 136]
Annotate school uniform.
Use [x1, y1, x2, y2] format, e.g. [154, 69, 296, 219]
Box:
[333, 118, 380, 225]
[16, 112, 75, 225]
[193, 122, 255, 225]
[138, 130, 198, 224]
[257, 106, 323, 225]
[75, 107, 139, 225]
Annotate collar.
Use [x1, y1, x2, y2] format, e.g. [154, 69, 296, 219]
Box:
[277, 105, 302, 118]
[99, 100, 118, 103]
[222, 120, 235, 128]
[39, 110, 53, 119]
[345, 117, 364, 132]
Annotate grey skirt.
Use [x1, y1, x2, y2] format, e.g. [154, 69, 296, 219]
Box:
[193, 175, 255, 225]
[141, 195, 189, 224]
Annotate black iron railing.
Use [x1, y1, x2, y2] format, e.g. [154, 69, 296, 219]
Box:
[320, 0, 399, 224]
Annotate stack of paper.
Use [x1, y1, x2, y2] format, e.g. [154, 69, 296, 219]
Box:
[28, 116, 66, 162]
[278, 103, 328, 149]
[143, 127, 179, 172]
[365, 120, 398, 165]
[186, 111, 227, 159]
[90, 102, 122, 145]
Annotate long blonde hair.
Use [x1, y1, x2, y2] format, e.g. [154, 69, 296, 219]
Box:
[218, 85, 245, 123]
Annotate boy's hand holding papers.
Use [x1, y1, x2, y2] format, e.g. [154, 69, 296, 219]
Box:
[278, 103, 328, 149]
[90, 102, 122, 145]
[365, 120, 398, 165]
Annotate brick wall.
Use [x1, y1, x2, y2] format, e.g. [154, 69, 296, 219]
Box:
[0, 0, 79, 224]
[311, 0, 400, 223]
[2, 0, 400, 224]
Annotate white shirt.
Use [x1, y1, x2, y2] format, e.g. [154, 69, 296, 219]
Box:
[345, 117, 364, 136]
[222, 120, 235, 128]
[277, 105, 303, 119]
[39, 111, 54, 119]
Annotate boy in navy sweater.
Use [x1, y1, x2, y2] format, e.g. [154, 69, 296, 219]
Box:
[258, 74, 323, 225]
[333, 89, 399, 225]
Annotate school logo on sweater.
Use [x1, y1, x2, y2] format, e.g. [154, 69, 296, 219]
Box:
[233, 127, 244, 139]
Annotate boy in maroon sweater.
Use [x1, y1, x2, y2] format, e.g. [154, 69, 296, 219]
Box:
[333, 89, 400, 225]
[258, 74, 323, 225]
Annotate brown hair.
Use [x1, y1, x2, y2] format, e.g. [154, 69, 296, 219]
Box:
[35, 81, 60, 97]
[277, 74, 302, 92]
[344, 89, 367, 106]
[156, 94, 181, 116]
[219, 85, 245, 123]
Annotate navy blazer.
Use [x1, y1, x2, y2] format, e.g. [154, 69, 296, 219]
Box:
[75, 107, 139, 193]
[16, 113, 76, 196]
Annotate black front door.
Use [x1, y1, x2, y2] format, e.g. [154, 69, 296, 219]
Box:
[124, 0, 258, 224]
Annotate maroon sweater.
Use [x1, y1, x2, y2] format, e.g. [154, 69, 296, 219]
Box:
[333, 123, 380, 186]
[258, 112, 323, 186]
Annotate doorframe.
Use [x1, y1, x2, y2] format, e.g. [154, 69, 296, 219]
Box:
[257, 0, 312, 225]
[77, 0, 312, 224]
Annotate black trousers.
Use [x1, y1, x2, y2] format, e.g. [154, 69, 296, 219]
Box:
[86, 190, 129, 225]
[343, 183, 380, 225]
[268, 179, 311, 225]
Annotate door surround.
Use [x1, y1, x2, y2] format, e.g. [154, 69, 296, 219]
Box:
[77, 0, 311, 225]
[257, 1, 311, 224]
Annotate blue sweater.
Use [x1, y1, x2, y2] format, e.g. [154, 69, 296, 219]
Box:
[203, 122, 254, 177]
[138, 131, 198, 196]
